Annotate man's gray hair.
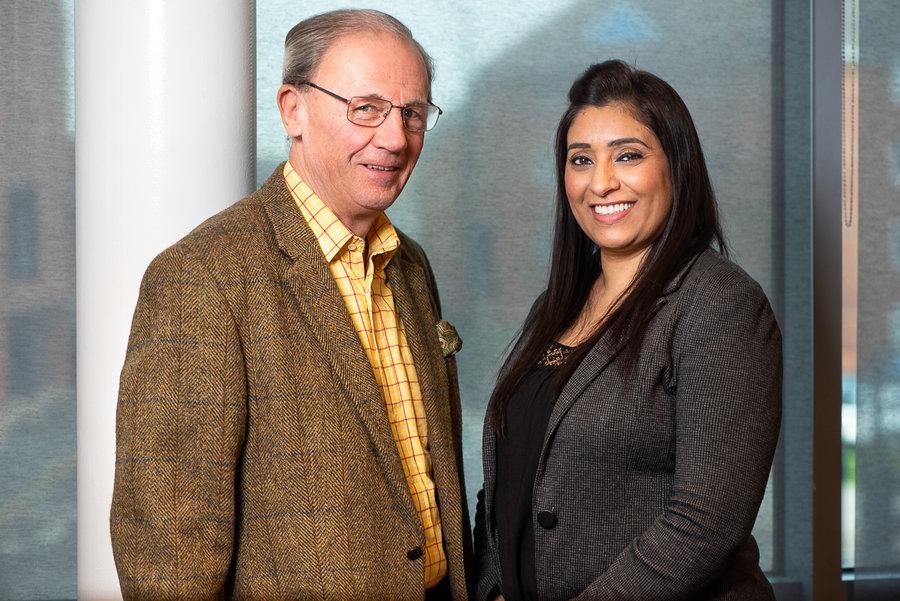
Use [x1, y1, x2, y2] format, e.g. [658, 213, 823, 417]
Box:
[282, 9, 434, 98]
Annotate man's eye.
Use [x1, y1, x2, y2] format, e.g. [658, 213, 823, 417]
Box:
[355, 104, 378, 113]
[402, 106, 424, 120]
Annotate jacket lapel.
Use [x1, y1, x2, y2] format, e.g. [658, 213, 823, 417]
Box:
[485, 249, 712, 547]
[389, 256, 453, 448]
[540, 328, 623, 462]
[388, 253, 463, 531]
[537, 249, 707, 475]
[259, 166, 416, 519]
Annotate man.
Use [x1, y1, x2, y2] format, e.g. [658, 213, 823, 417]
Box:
[110, 10, 472, 600]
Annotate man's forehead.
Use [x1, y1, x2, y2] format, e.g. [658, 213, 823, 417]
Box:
[314, 31, 429, 99]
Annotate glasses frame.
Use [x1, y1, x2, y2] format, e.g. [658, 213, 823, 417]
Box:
[296, 80, 442, 133]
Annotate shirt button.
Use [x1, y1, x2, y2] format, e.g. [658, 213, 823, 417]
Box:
[536, 510, 557, 529]
[406, 546, 424, 561]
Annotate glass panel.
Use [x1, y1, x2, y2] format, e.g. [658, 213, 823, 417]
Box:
[851, 0, 900, 586]
[0, 0, 77, 598]
[258, 0, 814, 579]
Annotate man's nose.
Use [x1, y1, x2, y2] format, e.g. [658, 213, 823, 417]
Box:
[372, 107, 409, 152]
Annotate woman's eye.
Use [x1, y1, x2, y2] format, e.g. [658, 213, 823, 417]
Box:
[570, 155, 592, 166]
[617, 151, 643, 163]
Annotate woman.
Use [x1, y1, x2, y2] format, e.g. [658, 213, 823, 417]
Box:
[474, 60, 782, 601]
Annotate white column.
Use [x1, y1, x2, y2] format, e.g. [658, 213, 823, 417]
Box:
[76, 2, 255, 598]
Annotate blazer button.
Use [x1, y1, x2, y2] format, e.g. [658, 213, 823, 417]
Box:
[407, 546, 424, 561]
[536, 510, 557, 529]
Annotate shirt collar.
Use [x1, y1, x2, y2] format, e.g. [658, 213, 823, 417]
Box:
[283, 162, 400, 264]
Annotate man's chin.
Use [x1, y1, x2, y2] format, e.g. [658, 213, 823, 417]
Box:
[358, 195, 401, 214]
[355, 183, 407, 211]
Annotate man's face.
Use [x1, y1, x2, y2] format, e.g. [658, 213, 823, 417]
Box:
[289, 32, 430, 233]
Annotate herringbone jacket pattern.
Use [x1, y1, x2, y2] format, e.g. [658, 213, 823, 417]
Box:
[111, 164, 473, 600]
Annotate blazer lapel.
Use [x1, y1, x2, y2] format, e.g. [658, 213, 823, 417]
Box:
[260, 166, 416, 518]
[390, 251, 477, 570]
[541, 328, 623, 456]
[537, 249, 707, 476]
[387, 254, 460, 512]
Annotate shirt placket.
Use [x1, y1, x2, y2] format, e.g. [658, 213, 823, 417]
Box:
[346, 238, 377, 355]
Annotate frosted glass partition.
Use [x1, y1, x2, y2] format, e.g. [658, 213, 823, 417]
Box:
[852, 0, 900, 591]
[0, 1, 76, 598]
[257, 0, 815, 577]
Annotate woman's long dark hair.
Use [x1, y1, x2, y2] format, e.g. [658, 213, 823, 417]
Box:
[489, 59, 727, 434]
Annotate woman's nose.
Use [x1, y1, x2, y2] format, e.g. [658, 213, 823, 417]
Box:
[590, 162, 619, 196]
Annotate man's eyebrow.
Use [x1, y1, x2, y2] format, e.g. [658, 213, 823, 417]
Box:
[608, 137, 651, 149]
[359, 92, 429, 105]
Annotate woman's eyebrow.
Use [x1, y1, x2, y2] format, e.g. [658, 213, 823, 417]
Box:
[608, 137, 651, 148]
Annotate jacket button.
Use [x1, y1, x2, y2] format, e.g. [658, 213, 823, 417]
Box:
[407, 546, 424, 560]
[536, 510, 557, 529]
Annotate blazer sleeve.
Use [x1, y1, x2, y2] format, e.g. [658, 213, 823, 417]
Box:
[574, 277, 783, 600]
[110, 247, 247, 600]
[474, 487, 502, 601]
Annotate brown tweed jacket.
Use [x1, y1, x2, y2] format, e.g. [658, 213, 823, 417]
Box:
[110, 164, 474, 600]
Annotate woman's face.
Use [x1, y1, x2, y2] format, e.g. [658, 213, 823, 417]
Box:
[564, 103, 673, 263]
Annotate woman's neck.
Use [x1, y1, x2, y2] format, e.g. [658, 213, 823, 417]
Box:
[598, 247, 648, 300]
[557, 247, 649, 347]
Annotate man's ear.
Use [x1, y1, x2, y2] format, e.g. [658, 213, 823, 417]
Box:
[277, 84, 306, 139]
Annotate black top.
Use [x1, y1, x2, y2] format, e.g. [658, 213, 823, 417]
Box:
[494, 343, 572, 601]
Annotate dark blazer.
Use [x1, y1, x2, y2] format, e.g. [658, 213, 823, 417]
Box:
[475, 249, 782, 601]
[110, 164, 473, 600]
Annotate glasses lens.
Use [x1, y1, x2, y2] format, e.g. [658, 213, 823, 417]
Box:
[424, 104, 441, 131]
[347, 97, 442, 132]
[400, 104, 431, 132]
[348, 97, 391, 125]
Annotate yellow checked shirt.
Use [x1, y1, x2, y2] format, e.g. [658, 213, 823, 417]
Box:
[284, 162, 447, 588]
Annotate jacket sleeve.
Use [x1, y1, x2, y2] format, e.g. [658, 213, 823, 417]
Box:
[574, 278, 783, 600]
[474, 487, 502, 601]
[110, 247, 247, 600]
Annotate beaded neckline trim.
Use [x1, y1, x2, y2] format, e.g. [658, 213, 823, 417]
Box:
[539, 342, 573, 367]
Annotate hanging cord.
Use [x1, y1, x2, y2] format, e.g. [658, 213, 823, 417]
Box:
[841, 0, 859, 228]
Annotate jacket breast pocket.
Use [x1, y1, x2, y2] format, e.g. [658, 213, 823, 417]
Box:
[623, 354, 676, 474]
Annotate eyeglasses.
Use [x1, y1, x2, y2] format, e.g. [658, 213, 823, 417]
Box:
[297, 80, 442, 133]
